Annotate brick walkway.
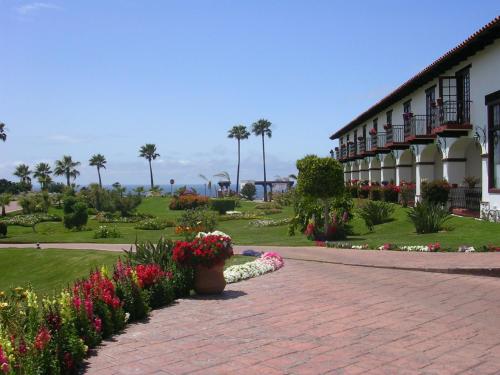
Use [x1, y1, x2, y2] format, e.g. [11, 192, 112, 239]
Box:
[84, 259, 500, 374]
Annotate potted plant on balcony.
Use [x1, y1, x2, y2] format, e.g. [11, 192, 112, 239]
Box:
[369, 128, 377, 136]
[173, 231, 233, 294]
[463, 176, 480, 188]
[383, 123, 392, 130]
[403, 112, 414, 121]
[436, 98, 443, 107]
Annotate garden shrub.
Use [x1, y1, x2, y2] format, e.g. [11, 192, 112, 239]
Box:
[240, 183, 256, 200]
[357, 200, 395, 231]
[358, 185, 370, 199]
[19, 192, 51, 214]
[169, 194, 209, 210]
[382, 184, 399, 203]
[346, 184, 358, 198]
[63, 197, 89, 230]
[272, 190, 294, 206]
[209, 198, 236, 214]
[94, 225, 121, 238]
[255, 201, 282, 210]
[369, 186, 382, 201]
[408, 201, 451, 234]
[0, 221, 6, 237]
[399, 182, 415, 207]
[421, 179, 450, 205]
[176, 208, 217, 240]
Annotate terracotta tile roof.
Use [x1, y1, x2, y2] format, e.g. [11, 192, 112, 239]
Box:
[330, 15, 500, 140]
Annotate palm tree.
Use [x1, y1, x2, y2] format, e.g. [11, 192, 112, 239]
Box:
[251, 119, 272, 201]
[139, 144, 160, 189]
[33, 162, 52, 190]
[199, 174, 212, 197]
[89, 154, 106, 188]
[13, 164, 32, 184]
[227, 125, 250, 195]
[133, 186, 145, 196]
[54, 155, 81, 187]
[0, 194, 11, 217]
[0, 123, 6, 142]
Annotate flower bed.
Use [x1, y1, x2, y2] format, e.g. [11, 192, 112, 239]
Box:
[4, 214, 61, 227]
[317, 241, 482, 252]
[249, 218, 291, 227]
[224, 252, 284, 284]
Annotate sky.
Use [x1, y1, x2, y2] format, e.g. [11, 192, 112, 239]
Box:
[0, 1, 499, 186]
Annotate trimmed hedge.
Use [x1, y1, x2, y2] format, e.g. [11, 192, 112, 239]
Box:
[169, 195, 209, 210]
[209, 199, 236, 214]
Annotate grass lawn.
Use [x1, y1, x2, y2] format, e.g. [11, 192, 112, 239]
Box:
[1, 197, 499, 249]
[0, 248, 254, 295]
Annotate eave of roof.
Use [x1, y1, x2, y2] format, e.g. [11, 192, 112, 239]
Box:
[330, 16, 500, 140]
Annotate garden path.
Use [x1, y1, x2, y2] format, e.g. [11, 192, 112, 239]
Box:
[2, 243, 500, 275]
[84, 258, 500, 374]
[4, 200, 21, 213]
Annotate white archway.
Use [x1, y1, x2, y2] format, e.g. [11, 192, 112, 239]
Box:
[381, 154, 396, 184]
[446, 137, 482, 187]
[351, 161, 360, 181]
[397, 149, 416, 184]
[419, 144, 443, 182]
[369, 157, 381, 184]
[359, 159, 369, 182]
[344, 163, 351, 183]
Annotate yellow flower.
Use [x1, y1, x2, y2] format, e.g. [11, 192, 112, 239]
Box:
[0, 302, 8, 309]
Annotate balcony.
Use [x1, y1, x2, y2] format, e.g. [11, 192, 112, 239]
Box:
[348, 142, 357, 159]
[370, 132, 390, 153]
[357, 137, 374, 158]
[404, 114, 436, 144]
[384, 124, 408, 149]
[431, 99, 472, 137]
[340, 145, 348, 160]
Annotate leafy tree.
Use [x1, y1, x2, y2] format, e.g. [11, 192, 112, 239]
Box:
[0, 194, 12, 216]
[227, 125, 250, 194]
[33, 162, 53, 190]
[89, 154, 107, 188]
[251, 119, 272, 201]
[112, 182, 126, 197]
[54, 155, 81, 187]
[133, 186, 145, 196]
[240, 183, 256, 201]
[63, 196, 88, 230]
[139, 144, 160, 189]
[13, 164, 32, 185]
[0, 122, 6, 142]
[296, 155, 344, 234]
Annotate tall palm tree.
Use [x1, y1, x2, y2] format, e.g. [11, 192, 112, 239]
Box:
[251, 119, 272, 201]
[54, 155, 81, 187]
[139, 144, 160, 189]
[199, 174, 212, 197]
[0, 123, 6, 142]
[33, 162, 52, 190]
[89, 154, 107, 188]
[13, 164, 32, 184]
[227, 125, 250, 195]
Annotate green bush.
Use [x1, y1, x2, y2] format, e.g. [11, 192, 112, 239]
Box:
[272, 190, 294, 206]
[421, 180, 450, 205]
[357, 200, 395, 231]
[19, 192, 51, 214]
[209, 198, 236, 214]
[178, 208, 217, 237]
[0, 222, 6, 237]
[63, 198, 89, 230]
[240, 183, 256, 201]
[94, 225, 121, 238]
[408, 201, 451, 234]
[382, 184, 399, 203]
[369, 186, 382, 201]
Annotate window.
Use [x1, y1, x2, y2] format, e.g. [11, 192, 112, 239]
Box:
[456, 67, 471, 123]
[403, 100, 412, 114]
[487, 91, 500, 190]
[426, 86, 436, 128]
[340, 136, 343, 145]
[362, 125, 367, 139]
[373, 118, 378, 132]
[386, 110, 392, 125]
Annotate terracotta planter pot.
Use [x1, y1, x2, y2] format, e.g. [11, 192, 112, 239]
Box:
[194, 263, 226, 295]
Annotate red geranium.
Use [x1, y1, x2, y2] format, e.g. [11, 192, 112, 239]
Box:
[173, 234, 233, 268]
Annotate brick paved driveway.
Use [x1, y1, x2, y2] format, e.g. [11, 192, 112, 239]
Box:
[84, 260, 500, 374]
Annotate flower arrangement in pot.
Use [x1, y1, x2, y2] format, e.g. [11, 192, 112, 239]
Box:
[383, 123, 392, 130]
[172, 231, 233, 294]
[369, 128, 377, 136]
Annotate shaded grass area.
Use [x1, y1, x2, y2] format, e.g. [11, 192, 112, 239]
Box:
[0, 248, 254, 296]
[1, 197, 499, 249]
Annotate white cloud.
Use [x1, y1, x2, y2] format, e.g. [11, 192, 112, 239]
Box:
[46, 134, 82, 144]
[16, 2, 60, 15]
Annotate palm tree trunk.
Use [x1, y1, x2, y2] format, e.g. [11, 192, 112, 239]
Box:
[262, 134, 267, 201]
[149, 160, 154, 189]
[1, 206, 5, 217]
[97, 167, 102, 188]
[66, 173, 70, 187]
[236, 139, 241, 195]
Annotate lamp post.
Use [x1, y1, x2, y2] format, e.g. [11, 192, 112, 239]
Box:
[169, 179, 175, 195]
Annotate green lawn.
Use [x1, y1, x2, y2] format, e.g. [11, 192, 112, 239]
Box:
[1, 197, 499, 249]
[0, 248, 254, 295]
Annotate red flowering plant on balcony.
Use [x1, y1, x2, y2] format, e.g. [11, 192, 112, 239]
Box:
[383, 123, 392, 130]
[403, 112, 414, 121]
[369, 128, 377, 136]
[173, 233, 233, 268]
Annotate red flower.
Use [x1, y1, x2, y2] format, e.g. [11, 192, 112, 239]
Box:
[34, 327, 51, 351]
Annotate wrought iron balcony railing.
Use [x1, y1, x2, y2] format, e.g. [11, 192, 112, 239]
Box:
[404, 115, 433, 138]
[436, 100, 472, 126]
[348, 142, 356, 158]
[385, 125, 405, 144]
